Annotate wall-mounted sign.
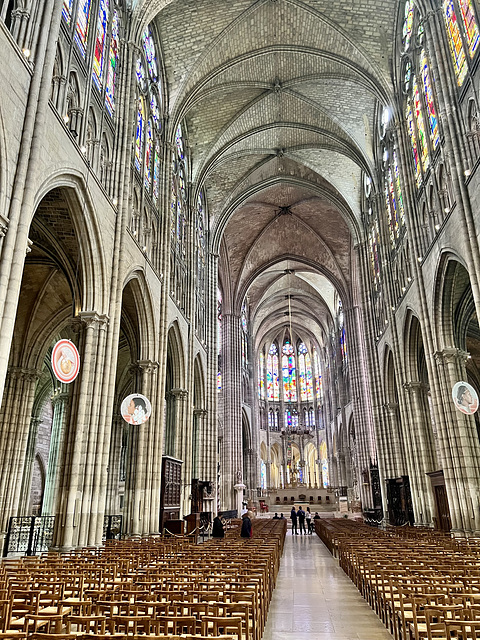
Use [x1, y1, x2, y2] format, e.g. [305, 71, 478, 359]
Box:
[51, 339, 80, 384]
[452, 381, 479, 415]
[121, 393, 152, 425]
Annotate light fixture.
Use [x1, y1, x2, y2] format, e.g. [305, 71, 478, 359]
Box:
[435, 224, 440, 231]
[133, 230, 137, 236]
[418, 256, 423, 262]
[465, 169, 471, 177]
[63, 114, 69, 124]
[391, 306, 395, 311]
[402, 287, 406, 292]
[80, 145, 87, 154]
[22, 48, 30, 58]
[385, 319, 388, 325]
[143, 246, 147, 252]
[444, 207, 449, 213]
[407, 277, 412, 282]
[112, 197, 118, 206]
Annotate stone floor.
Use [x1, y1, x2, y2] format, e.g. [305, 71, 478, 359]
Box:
[262, 530, 392, 640]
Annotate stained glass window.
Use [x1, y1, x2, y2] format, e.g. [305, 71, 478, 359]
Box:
[105, 10, 119, 115]
[241, 300, 248, 333]
[459, 0, 480, 57]
[144, 120, 153, 190]
[292, 410, 299, 428]
[313, 347, 323, 402]
[413, 76, 430, 172]
[150, 92, 161, 130]
[420, 51, 440, 149]
[74, 0, 91, 57]
[268, 409, 275, 429]
[404, 59, 412, 93]
[403, 0, 415, 50]
[135, 98, 144, 173]
[340, 326, 347, 364]
[298, 343, 313, 401]
[386, 170, 398, 245]
[136, 59, 147, 91]
[368, 220, 381, 289]
[63, 0, 73, 25]
[142, 28, 158, 80]
[309, 408, 315, 428]
[267, 343, 280, 401]
[406, 99, 421, 186]
[153, 144, 160, 203]
[393, 151, 405, 226]
[260, 461, 266, 490]
[282, 341, 297, 403]
[92, 0, 109, 90]
[444, 0, 468, 85]
[242, 333, 247, 368]
[258, 353, 265, 399]
[175, 124, 185, 160]
[320, 441, 329, 488]
[285, 410, 293, 429]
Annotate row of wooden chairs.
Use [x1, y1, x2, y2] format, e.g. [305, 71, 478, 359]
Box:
[0, 517, 286, 639]
[315, 518, 480, 640]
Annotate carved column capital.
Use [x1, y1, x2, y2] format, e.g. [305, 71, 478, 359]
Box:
[77, 311, 109, 330]
[171, 388, 188, 401]
[434, 347, 468, 365]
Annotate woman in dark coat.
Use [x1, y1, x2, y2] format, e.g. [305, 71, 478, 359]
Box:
[212, 516, 225, 538]
[240, 514, 252, 538]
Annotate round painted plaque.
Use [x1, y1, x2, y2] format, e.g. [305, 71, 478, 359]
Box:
[121, 393, 152, 425]
[51, 339, 80, 384]
[452, 381, 479, 415]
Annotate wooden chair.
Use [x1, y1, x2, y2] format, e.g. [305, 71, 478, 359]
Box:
[201, 615, 243, 640]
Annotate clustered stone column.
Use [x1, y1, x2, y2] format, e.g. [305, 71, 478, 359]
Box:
[221, 312, 243, 512]
[42, 390, 69, 516]
[0, 368, 40, 537]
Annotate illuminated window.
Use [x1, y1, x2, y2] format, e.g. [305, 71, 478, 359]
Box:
[282, 341, 297, 403]
[92, 0, 109, 90]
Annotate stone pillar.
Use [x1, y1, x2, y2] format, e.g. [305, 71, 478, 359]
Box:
[105, 416, 123, 515]
[124, 360, 161, 536]
[434, 348, 480, 533]
[18, 416, 42, 514]
[53, 312, 109, 550]
[193, 408, 207, 481]
[221, 313, 243, 510]
[0, 368, 40, 543]
[42, 391, 69, 516]
[383, 402, 405, 479]
[402, 381, 436, 525]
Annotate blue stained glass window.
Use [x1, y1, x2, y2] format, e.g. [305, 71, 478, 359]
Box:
[92, 0, 109, 90]
[74, 0, 92, 57]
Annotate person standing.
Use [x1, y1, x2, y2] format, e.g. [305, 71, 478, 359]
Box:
[298, 506, 306, 534]
[240, 513, 252, 538]
[212, 516, 225, 538]
[290, 506, 298, 534]
[305, 506, 312, 534]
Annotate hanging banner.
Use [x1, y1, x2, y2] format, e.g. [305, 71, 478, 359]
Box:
[51, 339, 80, 384]
[452, 381, 479, 415]
[121, 393, 152, 425]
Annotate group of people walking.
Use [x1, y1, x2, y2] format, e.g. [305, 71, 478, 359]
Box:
[290, 505, 317, 534]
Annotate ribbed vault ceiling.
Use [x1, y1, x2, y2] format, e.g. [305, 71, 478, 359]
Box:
[145, 0, 397, 347]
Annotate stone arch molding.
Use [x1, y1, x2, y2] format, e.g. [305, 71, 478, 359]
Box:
[432, 250, 473, 353]
[166, 320, 187, 390]
[123, 268, 159, 361]
[33, 171, 109, 313]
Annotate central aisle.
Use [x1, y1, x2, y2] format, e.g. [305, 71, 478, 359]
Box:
[262, 530, 392, 640]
